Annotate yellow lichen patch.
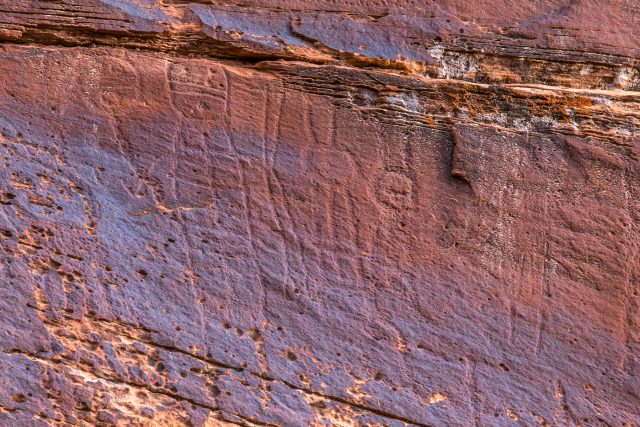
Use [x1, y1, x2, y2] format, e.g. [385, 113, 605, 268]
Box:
[429, 392, 448, 404]
[395, 336, 408, 352]
[304, 394, 358, 427]
[346, 378, 368, 404]
[422, 116, 436, 126]
[10, 173, 34, 190]
[507, 408, 520, 421]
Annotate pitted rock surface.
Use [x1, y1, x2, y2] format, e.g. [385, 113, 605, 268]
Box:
[0, 1, 639, 426]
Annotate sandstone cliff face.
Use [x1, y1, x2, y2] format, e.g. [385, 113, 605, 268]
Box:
[0, 1, 639, 426]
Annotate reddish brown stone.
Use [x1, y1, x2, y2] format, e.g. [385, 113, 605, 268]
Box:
[0, 1, 639, 426]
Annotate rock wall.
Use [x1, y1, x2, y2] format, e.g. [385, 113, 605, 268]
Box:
[0, 1, 639, 426]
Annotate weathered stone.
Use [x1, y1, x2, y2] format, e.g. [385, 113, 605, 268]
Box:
[0, 1, 639, 426]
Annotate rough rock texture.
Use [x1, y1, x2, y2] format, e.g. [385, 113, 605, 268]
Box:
[1, 1, 640, 426]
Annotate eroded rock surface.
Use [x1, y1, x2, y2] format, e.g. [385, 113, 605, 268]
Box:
[0, 1, 639, 426]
